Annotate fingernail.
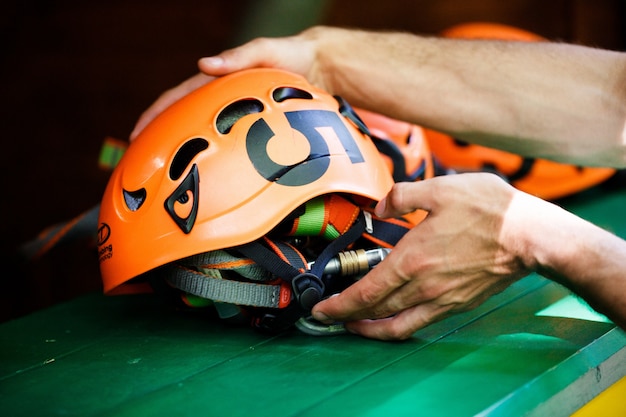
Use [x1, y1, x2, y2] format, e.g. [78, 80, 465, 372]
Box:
[374, 198, 386, 216]
[200, 56, 224, 68]
[129, 126, 141, 142]
[312, 310, 332, 324]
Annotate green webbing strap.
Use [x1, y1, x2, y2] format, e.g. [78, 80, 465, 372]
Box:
[291, 198, 340, 240]
[98, 137, 127, 170]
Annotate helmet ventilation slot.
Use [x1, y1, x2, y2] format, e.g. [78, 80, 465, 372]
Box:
[123, 188, 147, 211]
[216, 99, 264, 134]
[169, 138, 209, 181]
[272, 87, 312, 102]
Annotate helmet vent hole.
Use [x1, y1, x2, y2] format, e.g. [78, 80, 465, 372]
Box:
[216, 99, 264, 134]
[272, 87, 313, 102]
[170, 138, 209, 180]
[123, 188, 147, 211]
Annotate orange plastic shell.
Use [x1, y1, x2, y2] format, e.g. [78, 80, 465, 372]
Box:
[98, 69, 395, 294]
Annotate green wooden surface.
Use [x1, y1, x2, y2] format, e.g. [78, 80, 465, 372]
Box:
[1, 185, 625, 417]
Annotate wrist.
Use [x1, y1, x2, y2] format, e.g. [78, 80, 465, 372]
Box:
[500, 190, 563, 277]
[501, 189, 598, 290]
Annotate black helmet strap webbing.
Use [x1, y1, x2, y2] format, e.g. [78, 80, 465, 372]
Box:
[235, 216, 366, 332]
[19, 204, 101, 260]
[168, 212, 365, 303]
[165, 210, 412, 332]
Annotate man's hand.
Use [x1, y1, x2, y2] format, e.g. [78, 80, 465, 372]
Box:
[312, 173, 532, 340]
[130, 26, 335, 141]
[130, 73, 215, 141]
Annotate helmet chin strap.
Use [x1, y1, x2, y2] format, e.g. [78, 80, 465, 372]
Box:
[237, 211, 367, 332]
[166, 211, 368, 333]
[165, 201, 413, 335]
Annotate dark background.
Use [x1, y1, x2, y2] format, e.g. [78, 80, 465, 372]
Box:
[2, 0, 624, 322]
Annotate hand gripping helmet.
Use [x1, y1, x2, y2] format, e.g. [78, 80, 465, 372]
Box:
[98, 68, 423, 334]
[426, 22, 616, 200]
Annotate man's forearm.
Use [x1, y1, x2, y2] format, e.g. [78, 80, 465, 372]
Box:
[313, 27, 626, 167]
[503, 191, 626, 328]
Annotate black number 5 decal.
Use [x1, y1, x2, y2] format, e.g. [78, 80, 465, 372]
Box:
[246, 110, 365, 186]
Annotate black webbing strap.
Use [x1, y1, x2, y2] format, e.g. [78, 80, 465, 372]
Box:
[235, 239, 305, 286]
[233, 212, 367, 332]
[308, 212, 367, 277]
[19, 204, 100, 260]
[370, 135, 407, 183]
[363, 214, 412, 247]
[236, 213, 365, 312]
[166, 210, 409, 333]
[335, 94, 408, 183]
[507, 157, 536, 183]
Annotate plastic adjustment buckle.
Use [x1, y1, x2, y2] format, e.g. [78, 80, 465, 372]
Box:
[291, 273, 325, 311]
[253, 313, 282, 333]
[253, 312, 296, 333]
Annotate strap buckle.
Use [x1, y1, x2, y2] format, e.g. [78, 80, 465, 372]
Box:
[291, 272, 325, 311]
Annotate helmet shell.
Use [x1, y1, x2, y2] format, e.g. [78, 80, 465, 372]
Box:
[355, 107, 435, 181]
[98, 69, 394, 294]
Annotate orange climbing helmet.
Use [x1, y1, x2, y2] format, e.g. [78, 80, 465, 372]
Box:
[98, 68, 427, 333]
[426, 22, 616, 200]
[99, 68, 396, 294]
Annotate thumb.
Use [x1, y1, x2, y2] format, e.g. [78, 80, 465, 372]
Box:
[198, 38, 280, 76]
[375, 181, 436, 218]
[311, 294, 340, 324]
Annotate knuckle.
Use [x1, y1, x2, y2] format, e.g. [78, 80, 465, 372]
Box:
[243, 37, 275, 57]
[383, 321, 415, 341]
[355, 284, 382, 308]
[387, 183, 406, 211]
[415, 282, 443, 302]
[249, 36, 271, 47]
[301, 25, 326, 39]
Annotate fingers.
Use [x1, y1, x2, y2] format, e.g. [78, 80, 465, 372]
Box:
[198, 39, 273, 76]
[312, 251, 413, 323]
[198, 36, 312, 78]
[375, 180, 437, 218]
[344, 303, 449, 340]
[130, 37, 276, 141]
[376, 173, 512, 219]
[130, 73, 214, 141]
[312, 174, 524, 341]
[131, 28, 325, 141]
[311, 275, 392, 324]
[311, 245, 446, 341]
